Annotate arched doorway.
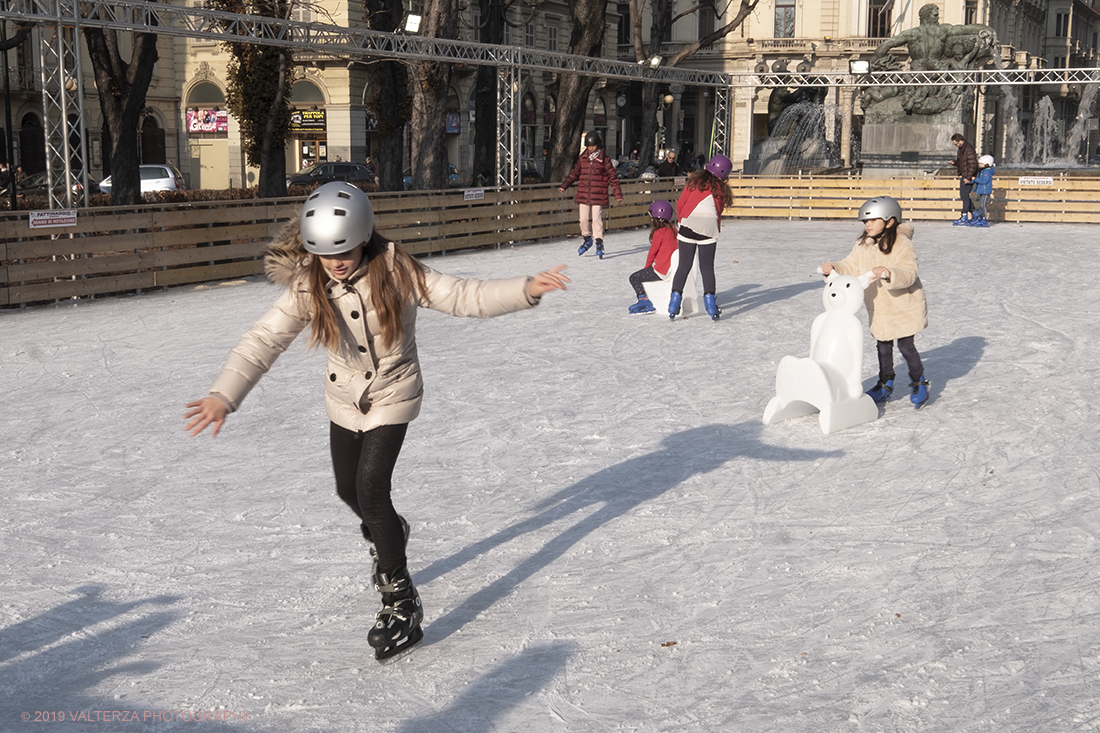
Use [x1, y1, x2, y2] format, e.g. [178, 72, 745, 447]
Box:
[19, 113, 45, 175]
[289, 79, 327, 171]
[186, 81, 229, 189]
[141, 116, 166, 165]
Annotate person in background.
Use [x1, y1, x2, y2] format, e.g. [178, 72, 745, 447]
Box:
[558, 130, 624, 260]
[970, 155, 996, 228]
[656, 150, 681, 178]
[949, 133, 979, 226]
[626, 200, 679, 314]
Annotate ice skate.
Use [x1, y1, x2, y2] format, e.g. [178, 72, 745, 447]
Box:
[866, 378, 894, 403]
[668, 290, 683, 320]
[595, 239, 605, 259]
[703, 293, 719, 321]
[910, 376, 930, 409]
[368, 566, 424, 662]
[628, 295, 655, 314]
[577, 236, 593, 256]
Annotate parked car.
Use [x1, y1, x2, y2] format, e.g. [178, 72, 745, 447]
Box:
[403, 164, 461, 190]
[0, 170, 101, 199]
[286, 161, 375, 188]
[100, 164, 186, 196]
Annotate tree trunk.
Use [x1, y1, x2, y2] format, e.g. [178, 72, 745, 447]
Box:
[363, 0, 408, 192]
[255, 50, 290, 198]
[637, 81, 661, 171]
[82, 24, 158, 205]
[408, 0, 458, 190]
[471, 0, 504, 185]
[546, 0, 609, 183]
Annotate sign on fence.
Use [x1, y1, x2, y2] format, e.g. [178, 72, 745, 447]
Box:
[463, 188, 485, 201]
[1018, 176, 1055, 186]
[29, 210, 78, 229]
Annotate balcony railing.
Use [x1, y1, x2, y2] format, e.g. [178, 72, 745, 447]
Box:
[5, 65, 39, 92]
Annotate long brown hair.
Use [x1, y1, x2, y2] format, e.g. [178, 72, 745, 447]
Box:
[685, 169, 735, 210]
[858, 218, 900, 255]
[302, 230, 429, 351]
[649, 217, 677, 242]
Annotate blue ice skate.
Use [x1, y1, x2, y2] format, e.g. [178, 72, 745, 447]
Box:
[866, 378, 894, 403]
[629, 295, 656, 314]
[668, 290, 683, 320]
[595, 239, 605, 259]
[703, 293, 720, 321]
[910, 377, 930, 409]
[578, 236, 593, 256]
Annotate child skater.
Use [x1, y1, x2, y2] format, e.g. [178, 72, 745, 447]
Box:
[626, 200, 678, 314]
[183, 182, 570, 661]
[669, 153, 734, 321]
[558, 130, 624, 259]
[820, 195, 930, 409]
[971, 155, 995, 227]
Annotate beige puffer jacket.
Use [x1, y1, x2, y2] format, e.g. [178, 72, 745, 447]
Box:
[208, 226, 539, 432]
[826, 222, 928, 342]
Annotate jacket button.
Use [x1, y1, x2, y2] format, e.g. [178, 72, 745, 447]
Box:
[358, 345, 367, 353]
[350, 311, 360, 319]
[329, 373, 337, 382]
[365, 372, 372, 379]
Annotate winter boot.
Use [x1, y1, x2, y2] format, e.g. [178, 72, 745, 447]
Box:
[703, 293, 720, 321]
[866, 378, 894, 403]
[367, 565, 424, 662]
[628, 295, 656, 314]
[595, 239, 605, 259]
[910, 376, 930, 410]
[668, 290, 683, 320]
[577, 236, 593, 256]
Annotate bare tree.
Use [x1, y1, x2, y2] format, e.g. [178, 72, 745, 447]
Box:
[208, 0, 296, 198]
[543, 0, 610, 183]
[81, 6, 159, 205]
[630, 0, 759, 168]
[408, 0, 460, 190]
[361, 0, 409, 192]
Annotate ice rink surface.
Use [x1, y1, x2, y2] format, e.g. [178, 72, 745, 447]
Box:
[3, 218, 1099, 732]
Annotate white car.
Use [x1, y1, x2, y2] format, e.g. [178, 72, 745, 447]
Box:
[100, 164, 186, 196]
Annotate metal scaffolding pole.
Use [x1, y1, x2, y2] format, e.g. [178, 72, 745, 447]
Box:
[38, 0, 89, 209]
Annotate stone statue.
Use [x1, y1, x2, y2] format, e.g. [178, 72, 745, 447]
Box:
[861, 4, 998, 117]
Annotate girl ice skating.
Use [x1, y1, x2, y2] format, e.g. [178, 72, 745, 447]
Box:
[670, 153, 735, 321]
[183, 182, 569, 661]
[558, 130, 624, 259]
[820, 195, 930, 408]
[626, 200, 679, 314]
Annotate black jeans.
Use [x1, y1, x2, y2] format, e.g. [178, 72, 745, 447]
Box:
[876, 336, 924, 383]
[959, 180, 975, 215]
[330, 422, 409, 575]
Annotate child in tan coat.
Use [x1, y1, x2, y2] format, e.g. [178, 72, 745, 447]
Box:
[821, 196, 930, 408]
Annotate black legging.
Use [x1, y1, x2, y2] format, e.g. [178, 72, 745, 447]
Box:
[330, 422, 409, 575]
[670, 240, 717, 294]
[876, 336, 924, 383]
[629, 266, 662, 297]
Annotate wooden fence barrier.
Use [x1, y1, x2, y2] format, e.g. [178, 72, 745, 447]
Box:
[2, 173, 1096, 307]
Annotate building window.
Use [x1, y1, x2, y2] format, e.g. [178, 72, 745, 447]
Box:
[525, 23, 535, 47]
[965, 1, 976, 25]
[1055, 13, 1069, 38]
[472, 12, 480, 42]
[868, 0, 891, 38]
[548, 25, 558, 52]
[698, 4, 715, 38]
[774, 0, 795, 39]
[616, 3, 631, 46]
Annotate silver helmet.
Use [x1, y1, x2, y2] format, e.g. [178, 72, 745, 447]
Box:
[857, 196, 903, 223]
[299, 182, 375, 255]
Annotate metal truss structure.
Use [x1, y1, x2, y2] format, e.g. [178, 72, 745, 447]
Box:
[5, 0, 1100, 201]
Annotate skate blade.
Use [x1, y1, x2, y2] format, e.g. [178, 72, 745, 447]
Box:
[375, 625, 424, 664]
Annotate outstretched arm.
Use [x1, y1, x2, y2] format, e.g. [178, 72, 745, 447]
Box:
[527, 265, 570, 298]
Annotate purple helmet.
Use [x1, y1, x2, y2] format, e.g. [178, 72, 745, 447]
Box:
[648, 200, 673, 221]
[705, 154, 733, 180]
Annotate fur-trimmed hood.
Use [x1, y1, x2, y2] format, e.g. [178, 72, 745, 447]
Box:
[264, 220, 311, 287]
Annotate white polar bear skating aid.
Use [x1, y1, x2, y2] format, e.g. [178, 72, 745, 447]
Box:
[762, 271, 880, 434]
